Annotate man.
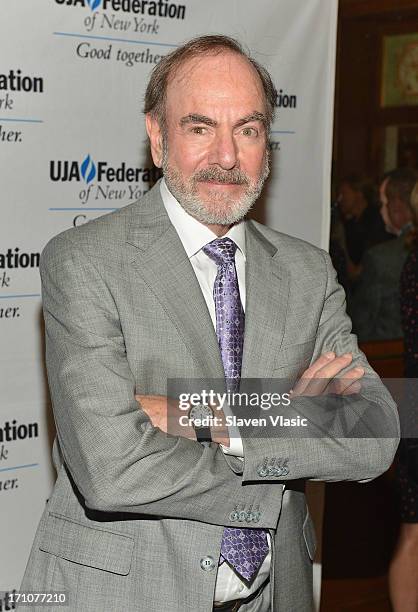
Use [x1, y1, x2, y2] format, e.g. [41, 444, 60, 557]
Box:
[337, 174, 391, 282]
[350, 168, 417, 342]
[21, 36, 399, 611]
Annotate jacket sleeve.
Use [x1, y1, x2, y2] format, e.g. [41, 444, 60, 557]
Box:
[242, 250, 400, 484]
[41, 232, 282, 528]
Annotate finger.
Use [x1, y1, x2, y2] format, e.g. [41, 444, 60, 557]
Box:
[313, 353, 353, 379]
[141, 403, 165, 422]
[295, 376, 331, 396]
[292, 352, 336, 395]
[338, 365, 365, 380]
[135, 394, 165, 402]
[335, 366, 364, 394]
[341, 379, 362, 395]
[326, 367, 364, 395]
[135, 394, 164, 409]
[300, 352, 336, 380]
[296, 354, 354, 397]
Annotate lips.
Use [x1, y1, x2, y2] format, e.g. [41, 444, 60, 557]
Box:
[200, 179, 244, 185]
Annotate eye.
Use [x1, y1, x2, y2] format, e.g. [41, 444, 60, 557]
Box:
[190, 126, 207, 135]
[241, 126, 258, 137]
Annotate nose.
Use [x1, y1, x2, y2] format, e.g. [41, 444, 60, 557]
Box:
[208, 129, 238, 170]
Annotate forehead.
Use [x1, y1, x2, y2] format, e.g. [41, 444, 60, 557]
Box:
[165, 51, 266, 119]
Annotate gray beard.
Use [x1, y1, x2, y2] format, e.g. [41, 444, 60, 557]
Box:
[162, 148, 270, 226]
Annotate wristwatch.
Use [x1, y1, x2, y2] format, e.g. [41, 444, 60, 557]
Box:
[188, 403, 213, 446]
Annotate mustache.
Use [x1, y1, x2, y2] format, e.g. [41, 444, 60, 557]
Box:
[192, 167, 249, 185]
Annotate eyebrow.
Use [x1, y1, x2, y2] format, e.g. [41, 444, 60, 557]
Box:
[180, 114, 217, 127]
[234, 112, 267, 128]
[179, 111, 267, 129]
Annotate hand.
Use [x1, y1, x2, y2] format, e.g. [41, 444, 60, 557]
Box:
[135, 394, 230, 447]
[135, 394, 177, 434]
[291, 352, 364, 397]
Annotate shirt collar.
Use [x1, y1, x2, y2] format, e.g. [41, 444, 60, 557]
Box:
[399, 221, 413, 237]
[160, 177, 246, 260]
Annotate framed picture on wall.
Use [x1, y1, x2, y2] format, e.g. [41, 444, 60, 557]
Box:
[383, 124, 418, 171]
[381, 32, 418, 107]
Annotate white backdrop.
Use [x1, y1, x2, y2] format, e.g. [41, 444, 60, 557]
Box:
[0, 0, 337, 599]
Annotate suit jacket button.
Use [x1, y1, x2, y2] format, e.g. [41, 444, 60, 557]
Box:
[257, 466, 268, 477]
[281, 466, 289, 476]
[200, 556, 216, 571]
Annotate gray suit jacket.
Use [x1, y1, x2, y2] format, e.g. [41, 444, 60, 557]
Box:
[21, 182, 399, 611]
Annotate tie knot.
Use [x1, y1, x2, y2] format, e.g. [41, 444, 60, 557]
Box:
[202, 237, 238, 266]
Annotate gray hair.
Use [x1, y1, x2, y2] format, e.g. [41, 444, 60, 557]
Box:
[144, 34, 277, 131]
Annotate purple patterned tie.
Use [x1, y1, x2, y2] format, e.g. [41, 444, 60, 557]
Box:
[202, 237, 269, 585]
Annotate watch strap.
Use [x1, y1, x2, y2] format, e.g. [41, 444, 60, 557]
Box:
[195, 426, 212, 444]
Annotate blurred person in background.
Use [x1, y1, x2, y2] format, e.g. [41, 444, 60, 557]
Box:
[389, 180, 418, 612]
[337, 173, 392, 284]
[349, 169, 416, 341]
[329, 202, 350, 295]
[329, 164, 350, 294]
[380, 171, 401, 236]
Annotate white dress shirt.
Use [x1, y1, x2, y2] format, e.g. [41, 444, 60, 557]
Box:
[160, 178, 271, 603]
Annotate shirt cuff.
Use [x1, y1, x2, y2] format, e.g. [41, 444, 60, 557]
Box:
[220, 434, 244, 459]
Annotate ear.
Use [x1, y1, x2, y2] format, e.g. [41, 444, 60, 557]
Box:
[145, 113, 163, 168]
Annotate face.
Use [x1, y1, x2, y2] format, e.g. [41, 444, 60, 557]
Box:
[146, 51, 270, 226]
[379, 178, 396, 234]
[387, 192, 412, 232]
[386, 193, 402, 231]
[337, 182, 357, 219]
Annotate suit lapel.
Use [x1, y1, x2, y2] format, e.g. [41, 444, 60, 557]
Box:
[241, 222, 290, 379]
[126, 183, 225, 379]
[126, 185, 289, 381]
